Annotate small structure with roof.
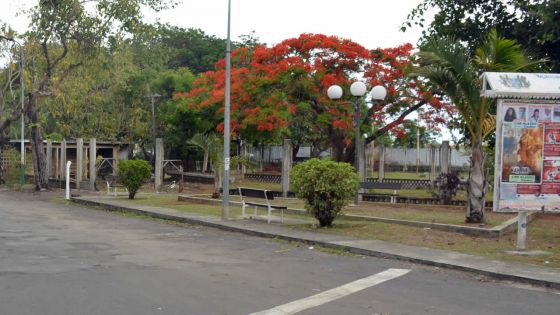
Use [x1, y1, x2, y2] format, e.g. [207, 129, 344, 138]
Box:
[484, 72, 560, 213]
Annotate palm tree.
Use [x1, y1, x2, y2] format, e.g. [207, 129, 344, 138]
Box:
[188, 133, 254, 198]
[415, 30, 545, 223]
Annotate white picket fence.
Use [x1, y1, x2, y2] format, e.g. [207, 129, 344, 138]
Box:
[244, 145, 470, 168]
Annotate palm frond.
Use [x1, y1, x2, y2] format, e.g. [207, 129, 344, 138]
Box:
[415, 37, 482, 138]
[188, 132, 221, 163]
[474, 29, 548, 72]
[481, 115, 497, 140]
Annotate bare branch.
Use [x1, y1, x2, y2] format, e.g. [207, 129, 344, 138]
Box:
[54, 62, 83, 89]
[50, 38, 69, 70]
[364, 100, 427, 145]
[0, 106, 22, 135]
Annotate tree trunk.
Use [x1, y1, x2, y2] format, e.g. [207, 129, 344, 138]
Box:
[466, 140, 486, 223]
[26, 93, 49, 190]
[292, 143, 300, 161]
[212, 171, 221, 199]
[0, 142, 3, 184]
[203, 150, 209, 172]
[329, 131, 346, 162]
[140, 143, 152, 165]
[344, 142, 355, 164]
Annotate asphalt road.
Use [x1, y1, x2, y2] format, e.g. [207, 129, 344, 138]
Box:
[0, 191, 558, 315]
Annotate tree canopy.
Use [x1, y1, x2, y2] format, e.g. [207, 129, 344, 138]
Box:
[176, 33, 451, 162]
[404, 0, 559, 71]
[8, 0, 177, 188]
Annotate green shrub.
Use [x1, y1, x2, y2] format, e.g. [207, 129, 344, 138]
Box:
[291, 158, 359, 227]
[117, 159, 152, 199]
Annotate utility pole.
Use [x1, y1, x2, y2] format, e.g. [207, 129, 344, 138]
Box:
[144, 92, 161, 163]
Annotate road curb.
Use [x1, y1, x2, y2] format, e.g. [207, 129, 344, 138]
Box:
[71, 197, 560, 290]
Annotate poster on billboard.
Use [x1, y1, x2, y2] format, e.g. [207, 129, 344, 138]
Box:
[495, 100, 560, 212]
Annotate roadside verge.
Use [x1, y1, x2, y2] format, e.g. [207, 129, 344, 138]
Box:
[72, 196, 560, 290]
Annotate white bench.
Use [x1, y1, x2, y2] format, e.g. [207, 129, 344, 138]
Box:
[359, 181, 402, 203]
[238, 187, 287, 223]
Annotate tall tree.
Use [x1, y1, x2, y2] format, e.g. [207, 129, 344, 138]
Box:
[158, 26, 228, 74]
[18, 0, 173, 189]
[176, 34, 449, 162]
[415, 30, 544, 223]
[156, 25, 262, 75]
[404, 0, 559, 71]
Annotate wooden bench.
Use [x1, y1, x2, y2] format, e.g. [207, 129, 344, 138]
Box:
[359, 181, 403, 203]
[105, 175, 127, 195]
[238, 187, 287, 223]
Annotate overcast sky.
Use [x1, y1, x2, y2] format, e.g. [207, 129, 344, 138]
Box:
[1, 0, 457, 139]
[1, 0, 427, 49]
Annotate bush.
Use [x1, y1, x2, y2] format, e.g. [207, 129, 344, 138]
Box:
[291, 158, 359, 227]
[117, 159, 152, 199]
[434, 171, 461, 205]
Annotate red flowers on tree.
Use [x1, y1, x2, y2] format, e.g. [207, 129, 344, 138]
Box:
[175, 34, 452, 161]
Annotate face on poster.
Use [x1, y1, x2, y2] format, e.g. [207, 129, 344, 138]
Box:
[501, 124, 543, 183]
[543, 160, 560, 182]
[503, 106, 527, 122]
[497, 101, 560, 212]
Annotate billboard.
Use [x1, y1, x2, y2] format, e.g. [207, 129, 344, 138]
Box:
[494, 100, 560, 212]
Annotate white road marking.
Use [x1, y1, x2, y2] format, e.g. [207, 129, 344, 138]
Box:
[249, 268, 410, 315]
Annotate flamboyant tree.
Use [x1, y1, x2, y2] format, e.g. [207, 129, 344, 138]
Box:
[176, 34, 451, 162]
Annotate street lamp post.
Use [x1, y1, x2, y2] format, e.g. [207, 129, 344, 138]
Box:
[1, 35, 25, 185]
[328, 82, 387, 204]
[222, 0, 232, 220]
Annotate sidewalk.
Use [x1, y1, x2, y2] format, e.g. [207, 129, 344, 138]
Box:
[72, 195, 560, 290]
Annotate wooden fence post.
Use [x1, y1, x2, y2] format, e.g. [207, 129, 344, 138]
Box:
[378, 146, 385, 181]
[155, 138, 164, 192]
[281, 139, 293, 198]
[89, 138, 96, 190]
[76, 138, 83, 190]
[46, 140, 52, 179]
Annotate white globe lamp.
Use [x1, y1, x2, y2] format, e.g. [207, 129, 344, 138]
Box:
[327, 85, 343, 100]
[371, 85, 387, 101]
[350, 81, 367, 97]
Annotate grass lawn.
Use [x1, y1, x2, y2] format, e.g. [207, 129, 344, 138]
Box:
[121, 193, 559, 269]
[135, 180, 504, 227]
[175, 187, 504, 227]
[344, 203, 512, 227]
[290, 214, 560, 269]
[232, 177, 282, 191]
[125, 194, 244, 218]
[124, 194, 313, 222]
